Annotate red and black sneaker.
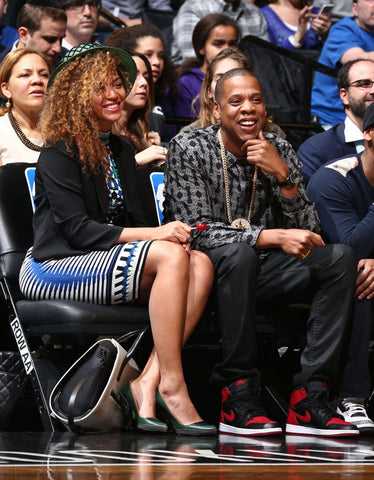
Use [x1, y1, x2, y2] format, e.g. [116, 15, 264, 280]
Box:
[286, 386, 359, 437]
[219, 379, 282, 436]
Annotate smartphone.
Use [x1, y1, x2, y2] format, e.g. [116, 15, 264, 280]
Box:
[319, 3, 334, 15]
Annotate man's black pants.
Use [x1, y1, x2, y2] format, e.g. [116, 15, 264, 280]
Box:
[205, 243, 357, 393]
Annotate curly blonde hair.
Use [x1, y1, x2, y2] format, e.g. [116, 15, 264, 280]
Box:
[40, 50, 129, 174]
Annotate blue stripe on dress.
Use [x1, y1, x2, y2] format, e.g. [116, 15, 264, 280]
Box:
[19, 241, 152, 305]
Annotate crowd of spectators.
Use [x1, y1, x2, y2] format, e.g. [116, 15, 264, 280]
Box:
[311, 0, 374, 126]
[2, 0, 374, 438]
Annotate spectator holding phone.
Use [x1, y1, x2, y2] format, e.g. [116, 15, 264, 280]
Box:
[311, 0, 374, 126]
[312, 0, 351, 23]
[261, 0, 332, 52]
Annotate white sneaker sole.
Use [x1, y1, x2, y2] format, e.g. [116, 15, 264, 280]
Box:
[286, 423, 360, 437]
[219, 422, 283, 436]
[337, 409, 374, 433]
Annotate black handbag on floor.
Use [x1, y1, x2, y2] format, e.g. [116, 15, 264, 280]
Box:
[49, 327, 149, 432]
[0, 351, 28, 429]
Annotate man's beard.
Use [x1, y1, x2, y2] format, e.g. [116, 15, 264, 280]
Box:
[349, 97, 374, 120]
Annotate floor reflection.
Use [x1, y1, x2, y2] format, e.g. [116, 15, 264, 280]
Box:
[0, 431, 373, 467]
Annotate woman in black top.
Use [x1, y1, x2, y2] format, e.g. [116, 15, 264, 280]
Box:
[19, 44, 215, 436]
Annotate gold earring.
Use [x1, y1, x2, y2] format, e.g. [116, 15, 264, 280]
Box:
[5, 99, 11, 109]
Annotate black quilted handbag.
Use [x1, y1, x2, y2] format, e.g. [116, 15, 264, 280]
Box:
[0, 351, 28, 429]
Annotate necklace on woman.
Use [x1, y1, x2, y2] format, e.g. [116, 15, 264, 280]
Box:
[8, 110, 43, 152]
[217, 128, 258, 229]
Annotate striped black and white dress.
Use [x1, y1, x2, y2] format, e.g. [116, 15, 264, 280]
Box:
[19, 150, 152, 305]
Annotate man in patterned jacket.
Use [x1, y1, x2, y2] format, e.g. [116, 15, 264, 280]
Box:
[163, 68, 359, 437]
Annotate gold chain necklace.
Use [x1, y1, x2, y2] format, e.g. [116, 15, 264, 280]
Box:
[218, 128, 258, 229]
[8, 110, 43, 152]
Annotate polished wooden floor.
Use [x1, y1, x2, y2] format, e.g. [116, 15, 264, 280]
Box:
[0, 431, 374, 479]
[2, 464, 374, 480]
[2, 345, 374, 479]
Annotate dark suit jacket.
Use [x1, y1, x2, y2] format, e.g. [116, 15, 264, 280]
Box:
[297, 122, 358, 180]
[32, 134, 148, 261]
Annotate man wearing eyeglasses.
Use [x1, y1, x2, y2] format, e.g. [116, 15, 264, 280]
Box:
[59, 0, 100, 50]
[299, 59, 374, 179]
[306, 99, 374, 435]
[311, 0, 374, 127]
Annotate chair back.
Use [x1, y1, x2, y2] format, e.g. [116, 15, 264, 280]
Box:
[239, 35, 337, 124]
[0, 164, 35, 284]
[136, 166, 165, 226]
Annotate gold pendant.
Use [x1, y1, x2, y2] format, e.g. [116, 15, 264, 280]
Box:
[231, 218, 250, 229]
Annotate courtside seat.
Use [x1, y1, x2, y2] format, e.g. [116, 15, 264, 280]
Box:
[0, 163, 151, 430]
[0, 163, 151, 341]
[16, 300, 150, 338]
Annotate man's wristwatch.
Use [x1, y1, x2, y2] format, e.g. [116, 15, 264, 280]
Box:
[277, 170, 296, 187]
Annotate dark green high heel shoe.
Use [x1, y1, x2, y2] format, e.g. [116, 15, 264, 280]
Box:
[155, 389, 217, 436]
[120, 383, 168, 433]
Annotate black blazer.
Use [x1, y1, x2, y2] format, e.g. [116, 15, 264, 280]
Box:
[32, 134, 148, 261]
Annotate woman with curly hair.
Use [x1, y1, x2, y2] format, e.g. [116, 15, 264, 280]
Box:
[105, 24, 177, 142]
[19, 44, 216, 436]
[0, 49, 51, 165]
[112, 51, 167, 167]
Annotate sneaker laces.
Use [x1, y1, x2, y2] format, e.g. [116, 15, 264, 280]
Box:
[340, 400, 369, 418]
[233, 388, 267, 417]
[308, 391, 341, 419]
